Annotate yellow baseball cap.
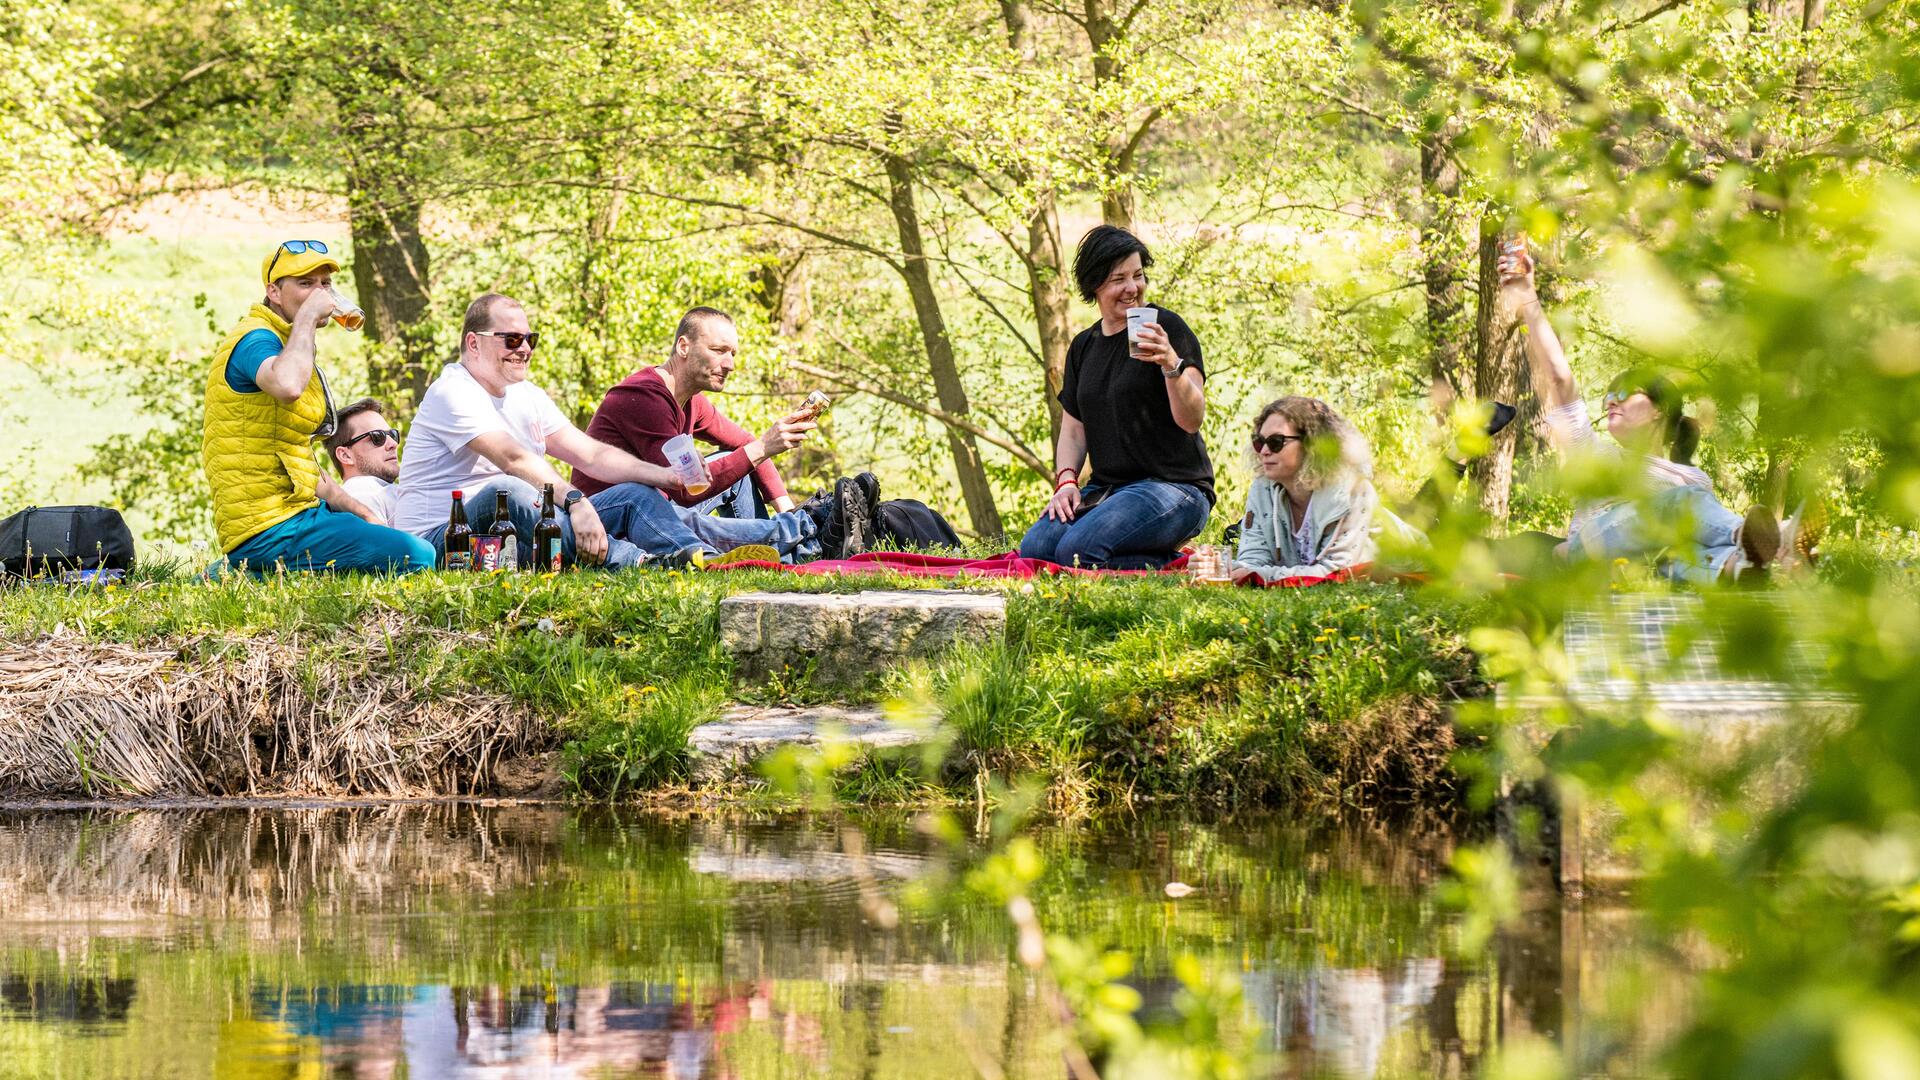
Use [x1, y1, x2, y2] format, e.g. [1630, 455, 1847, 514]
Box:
[261, 241, 341, 286]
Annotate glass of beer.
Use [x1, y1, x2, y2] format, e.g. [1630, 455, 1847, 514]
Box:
[327, 284, 365, 332]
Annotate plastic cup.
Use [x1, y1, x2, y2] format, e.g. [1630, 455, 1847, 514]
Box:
[663, 434, 710, 494]
[1126, 307, 1156, 359]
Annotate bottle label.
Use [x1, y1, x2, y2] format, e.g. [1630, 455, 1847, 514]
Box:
[500, 536, 518, 571]
[445, 550, 473, 572]
[471, 535, 503, 571]
[543, 538, 563, 573]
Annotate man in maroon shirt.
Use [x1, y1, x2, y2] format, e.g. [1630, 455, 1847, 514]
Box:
[575, 307, 873, 558]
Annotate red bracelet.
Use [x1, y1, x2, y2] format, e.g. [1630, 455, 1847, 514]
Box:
[1053, 467, 1079, 490]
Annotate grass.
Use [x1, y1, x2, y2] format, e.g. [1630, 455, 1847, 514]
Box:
[0, 566, 1486, 808]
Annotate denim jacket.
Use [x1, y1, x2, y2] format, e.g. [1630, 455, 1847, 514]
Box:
[1232, 474, 1413, 582]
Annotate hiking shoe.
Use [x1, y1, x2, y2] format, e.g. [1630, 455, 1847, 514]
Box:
[1734, 505, 1781, 585]
[800, 488, 834, 530]
[1782, 498, 1826, 571]
[653, 544, 707, 570]
[707, 544, 780, 567]
[820, 478, 871, 559]
[853, 471, 883, 545]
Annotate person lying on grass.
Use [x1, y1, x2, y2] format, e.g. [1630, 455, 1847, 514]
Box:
[1500, 240, 1806, 584]
[1230, 395, 1422, 585]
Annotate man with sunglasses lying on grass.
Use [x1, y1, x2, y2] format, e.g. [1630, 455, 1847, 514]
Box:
[202, 241, 436, 575]
[324, 397, 402, 523]
[391, 292, 833, 569]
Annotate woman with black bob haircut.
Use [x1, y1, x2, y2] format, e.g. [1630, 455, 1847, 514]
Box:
[1018, 225, 1214, 569]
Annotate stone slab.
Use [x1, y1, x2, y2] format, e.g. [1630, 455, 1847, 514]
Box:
[687, 703, 940, 786]
[718, 590, 1006, 689]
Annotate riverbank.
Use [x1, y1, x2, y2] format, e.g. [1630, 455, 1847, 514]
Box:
[0, 570, 1485, 807]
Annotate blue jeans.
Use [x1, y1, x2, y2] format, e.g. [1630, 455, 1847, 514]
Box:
[1018, 480, 1211, 569]
[681, 459, 822, 562]
[585, 482, 821, 562]
[690, 453, 766, 519]
[421, 477, 647, 570]
[1570, 484, 1743, 585]
[222, 504, 435, 576]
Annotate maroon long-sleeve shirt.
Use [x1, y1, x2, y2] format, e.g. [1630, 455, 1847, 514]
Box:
[572, 367, 790, 505]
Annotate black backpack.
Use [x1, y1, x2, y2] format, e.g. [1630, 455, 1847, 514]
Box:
[0, 505, 137, 578]
[875, 498, 962, 550]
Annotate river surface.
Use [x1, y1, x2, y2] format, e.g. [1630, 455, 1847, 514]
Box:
[0, 805, 1669, 1078]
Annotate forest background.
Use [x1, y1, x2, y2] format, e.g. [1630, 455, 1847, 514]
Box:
[11, 0, 1902, 553]
[11, 0, 1920, 1073]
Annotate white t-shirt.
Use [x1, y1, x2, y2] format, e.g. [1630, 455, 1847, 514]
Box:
[393, 363, 570, 536]
[341, 474, 399, 523]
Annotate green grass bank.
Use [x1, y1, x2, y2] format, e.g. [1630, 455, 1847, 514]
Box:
[0, 569, 1485, 808]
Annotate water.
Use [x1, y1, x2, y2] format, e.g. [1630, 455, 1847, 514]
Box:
[0, 806, 1655, 1078]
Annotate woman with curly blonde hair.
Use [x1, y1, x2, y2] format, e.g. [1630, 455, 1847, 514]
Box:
[1230, 396, 1415, 584]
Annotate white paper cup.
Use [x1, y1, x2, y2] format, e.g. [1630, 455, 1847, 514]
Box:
[1126, 307, 1157, 358]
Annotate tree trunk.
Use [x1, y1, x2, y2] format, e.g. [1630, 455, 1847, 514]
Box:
[883, 147, 1006, 538]
[336, 52, 434, 409]
[1027, 182, 1074, 447]
[1419, 126, 1472, 405]
[344, 166, 434, 407]
[1084, 0, 1137, 231]
[1470, 224, 1525, 524]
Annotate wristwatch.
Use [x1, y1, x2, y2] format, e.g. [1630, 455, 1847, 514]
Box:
[562, 489, 584, 513]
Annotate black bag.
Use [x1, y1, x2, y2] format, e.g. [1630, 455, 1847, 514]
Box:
[874, 498, 962, 550]
[0, 505, 136, 578]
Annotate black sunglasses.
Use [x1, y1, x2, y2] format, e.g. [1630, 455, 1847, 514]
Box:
[1251, 432, 1305, 454]
[266, 240, 329, 282]
[344, 427, 401, 450]
[475, 330, 539, 351]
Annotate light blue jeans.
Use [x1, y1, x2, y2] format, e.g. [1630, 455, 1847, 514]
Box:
[1570, 484, 1744, 585]
[1018, 480, 1212, 569]
[588, 481, 821, 562]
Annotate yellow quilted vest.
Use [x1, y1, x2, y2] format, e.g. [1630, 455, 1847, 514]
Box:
[202, 304, 331, 552]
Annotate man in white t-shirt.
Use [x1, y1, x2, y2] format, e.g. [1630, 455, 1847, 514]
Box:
[323, 397, 402, 524]
[394, 292, 783, 568]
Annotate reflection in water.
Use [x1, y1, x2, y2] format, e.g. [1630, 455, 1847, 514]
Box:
[0, 806, 1665, 1078]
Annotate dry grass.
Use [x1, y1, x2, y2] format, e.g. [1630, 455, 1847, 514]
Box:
[0, 615, 548, 798]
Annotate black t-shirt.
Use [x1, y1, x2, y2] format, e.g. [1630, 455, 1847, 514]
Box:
[1057, 305, 1215, 504]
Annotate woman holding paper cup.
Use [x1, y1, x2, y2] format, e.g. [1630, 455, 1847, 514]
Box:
[1018, 225, 1214, 569]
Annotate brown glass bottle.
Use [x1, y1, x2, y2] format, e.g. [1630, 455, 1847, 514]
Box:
[444, 490, 473, 571]
[489, 490, 517, 570]
[533, 483, 564, 572]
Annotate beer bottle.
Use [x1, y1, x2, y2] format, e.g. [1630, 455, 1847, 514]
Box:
[489, 489, 517, 570]
[444, 490, 473, 571]
[533, 483, 564, 572]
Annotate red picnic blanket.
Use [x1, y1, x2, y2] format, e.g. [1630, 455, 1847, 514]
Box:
[700, 549, 1365, 588]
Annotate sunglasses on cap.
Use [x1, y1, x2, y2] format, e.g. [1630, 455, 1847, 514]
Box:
[1251, 432, 1305, 454]
[266, 240, 329, 282]
[344, 427, 401, 450]
[474, 330, 539, 351]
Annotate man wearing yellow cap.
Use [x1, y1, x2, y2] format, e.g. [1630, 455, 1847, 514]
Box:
[200, 241, 436, 574]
